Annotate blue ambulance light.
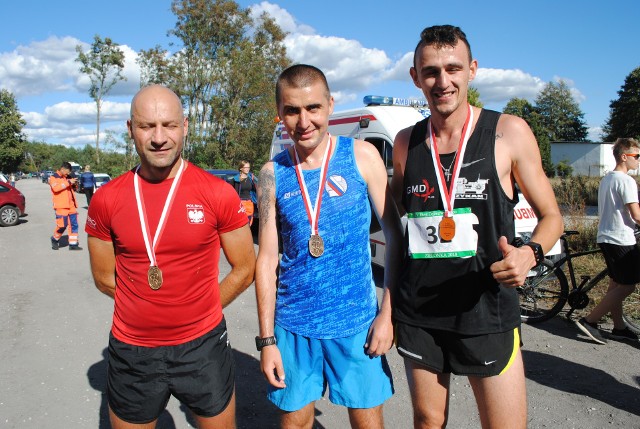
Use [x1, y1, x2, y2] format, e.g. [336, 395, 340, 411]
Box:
[363, 95, 428, 108]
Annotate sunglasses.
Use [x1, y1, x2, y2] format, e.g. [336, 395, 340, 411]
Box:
[624, 153, 640, 159]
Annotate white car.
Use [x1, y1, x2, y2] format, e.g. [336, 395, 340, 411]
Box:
[94, 173, 111, 190]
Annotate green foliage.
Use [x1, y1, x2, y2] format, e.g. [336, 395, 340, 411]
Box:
[134, 0, 290, 169]
[535, 80, 588, 142]
[76, 35, 127, 165]
[603, 66, 640, 142]
[467, 87, 483, 108]
[550, 176, 601, 252]
[555, 159, 573, 178]
[503, 97, 553, 175]
[0, 89, 26, 172]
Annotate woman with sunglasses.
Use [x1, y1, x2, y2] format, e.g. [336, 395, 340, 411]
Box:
[575, 137, 640, 344]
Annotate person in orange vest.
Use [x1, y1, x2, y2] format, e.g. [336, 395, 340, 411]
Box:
[49, 161, 82, 250]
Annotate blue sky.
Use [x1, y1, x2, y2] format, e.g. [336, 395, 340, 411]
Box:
[1, 0, 639, 147]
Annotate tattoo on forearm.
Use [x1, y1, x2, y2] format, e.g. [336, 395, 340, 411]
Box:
[258, 167, 275, 225]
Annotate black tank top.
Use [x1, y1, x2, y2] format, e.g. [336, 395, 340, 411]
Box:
[394, 109, 521, 334]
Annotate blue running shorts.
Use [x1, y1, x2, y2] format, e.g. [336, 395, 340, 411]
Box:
[267, 324, 394, 412]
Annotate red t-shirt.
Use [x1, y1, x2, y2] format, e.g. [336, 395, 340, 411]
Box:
[86, 162, 248, 346]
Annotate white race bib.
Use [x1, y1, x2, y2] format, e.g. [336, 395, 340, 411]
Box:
[407, 207, 479, 258]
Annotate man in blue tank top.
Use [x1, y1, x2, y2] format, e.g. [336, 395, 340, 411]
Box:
[255, 64, 403, 428]
[390, 26, 563, 428]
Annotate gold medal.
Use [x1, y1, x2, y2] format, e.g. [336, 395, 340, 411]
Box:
[148, 266, 163, 290]
[439, 216, 456, 241]
[309, 234, 324, 257]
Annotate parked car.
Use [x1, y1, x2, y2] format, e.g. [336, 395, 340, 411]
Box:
[0, 173, 8, 183]
[0, 182, 26, 227]
[94, 173, 112, 190]
[205, 169, 237, 183]
[41, 170, 54, 183]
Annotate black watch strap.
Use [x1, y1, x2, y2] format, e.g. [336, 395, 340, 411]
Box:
[524, 241, 544, 267]
[255, 336, 277, 351]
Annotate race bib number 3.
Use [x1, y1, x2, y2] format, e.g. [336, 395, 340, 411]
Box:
[407, 208, 479, 259]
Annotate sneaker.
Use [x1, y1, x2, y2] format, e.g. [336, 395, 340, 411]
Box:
[575, 317, 607, 345]
[69, 245, 83, 251]
[610, 327, 640, 342]
[51, 236, 59, 250]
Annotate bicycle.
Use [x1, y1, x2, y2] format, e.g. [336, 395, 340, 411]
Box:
[517, 230, 640, 334]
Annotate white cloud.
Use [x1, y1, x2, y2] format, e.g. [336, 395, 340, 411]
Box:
[0, 36, 140, 100]
[284, 34, 391, 104]
[588, 126, 603, 142]
[473, 68, 546, 104]
[249, 2, 315, 35]
[24, 101, 131, 127]
[22, 100, 130, 148]
[0, 36, 82, 97]
[381, 52, 414, 82]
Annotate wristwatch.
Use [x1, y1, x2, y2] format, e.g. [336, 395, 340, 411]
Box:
[255, 336, 277, 351]
[524, 241, 544, 268]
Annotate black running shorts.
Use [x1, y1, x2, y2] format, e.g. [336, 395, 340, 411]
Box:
[395, 322, 521, 377]
[107, 318, 235, 424]
[599, 242, 640, 285]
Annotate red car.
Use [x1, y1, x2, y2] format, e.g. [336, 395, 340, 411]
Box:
[0, 182, 26, 226]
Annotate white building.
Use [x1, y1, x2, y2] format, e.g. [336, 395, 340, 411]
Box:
[551, 142, 615, 176]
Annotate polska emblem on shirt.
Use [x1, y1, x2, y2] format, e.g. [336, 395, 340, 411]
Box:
[186, 204, 205, 223]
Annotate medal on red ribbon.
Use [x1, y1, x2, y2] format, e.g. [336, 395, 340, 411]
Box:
[134, 159, 186, 290]
[429, 105, 474, 242]
[293, 134, 332, 258]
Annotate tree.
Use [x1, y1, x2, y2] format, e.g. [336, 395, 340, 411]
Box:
[76, 35, 126, 165]
[0, 89, 26, 172]
[503, 97, 553, 175]
[467, 86, 484, 108]
[603, 66, 640, 142]
[156, 0, 289, 168]
[137, 45, 173, 87]
[535, 80, 588, 142]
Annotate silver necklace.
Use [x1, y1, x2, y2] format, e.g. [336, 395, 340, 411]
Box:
[441, 152, 457, 182]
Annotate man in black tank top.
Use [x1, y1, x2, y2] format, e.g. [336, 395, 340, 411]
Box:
[390, 25, 563, 429]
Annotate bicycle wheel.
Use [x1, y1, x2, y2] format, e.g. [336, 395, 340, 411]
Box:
[518, 260, 569, 323]
[622, 289, 640, 334]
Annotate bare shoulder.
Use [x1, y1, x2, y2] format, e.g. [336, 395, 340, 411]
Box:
[497, 113, 536, 145]
[353, 138, 385, 184]
[353, 138, 380, 160]
[259, 159, 275, 176]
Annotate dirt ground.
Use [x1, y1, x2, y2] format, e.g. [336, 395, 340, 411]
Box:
[0, 178, 638, 428]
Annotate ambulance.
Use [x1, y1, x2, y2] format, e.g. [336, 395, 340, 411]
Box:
[270, 95, 430, 267]
[269, 95, 557, 268]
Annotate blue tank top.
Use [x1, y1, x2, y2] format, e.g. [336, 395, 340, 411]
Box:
[273, 136, 376, 338]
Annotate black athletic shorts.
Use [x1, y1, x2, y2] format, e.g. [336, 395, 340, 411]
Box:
[599, 242, 640, 285]
[107, 318, 235, 424]
[395, 322, 521, 377]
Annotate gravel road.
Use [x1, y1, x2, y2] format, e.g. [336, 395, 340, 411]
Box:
[0, 178, 638, 428]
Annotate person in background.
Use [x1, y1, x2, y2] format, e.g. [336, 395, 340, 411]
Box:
[86, 84, 256, 428]
[80, 165, 96, 206]
[231, 160, 258, 226]
[390, 25, 563, 428]
[255, 64, 403, 428]
[575, 137, 640, 344]
[49, 161, 81, 250]
[9, 173, 16, 187]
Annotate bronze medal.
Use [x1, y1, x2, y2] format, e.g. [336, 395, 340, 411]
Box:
[439, 216, 456, 241]
[308, 234, 324, 258]
[148, 266, 163, 290]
